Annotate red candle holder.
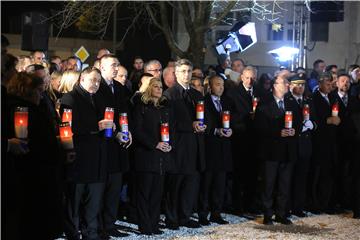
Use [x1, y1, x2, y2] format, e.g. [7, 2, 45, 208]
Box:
[222, 111, 230, 129]
[62, 108, 72, 126]
[14, 107, 28, 139]
[303, 104, 310, 121]
[161, 123, 170, 143]
[196, 101, 204, 126]
[285, 111, 293, 129]
[119, 113, 129, 141]
[252, 97, 259, 112]
[332, 103, 339, 117]
[59, 122, 74, 150]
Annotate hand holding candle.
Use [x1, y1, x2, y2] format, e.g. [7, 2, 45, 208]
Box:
[62, 108, 72, 126]
[14, 107, 28, 139]
[119, 113, 129, 142]
[302, 104, 310, 121]
[59, 122, 74, 150]
[332, 102, 339, 117]
[252, 97, 259, 113]
[196, 101, 204, 126]
[104, 107, 114, 138]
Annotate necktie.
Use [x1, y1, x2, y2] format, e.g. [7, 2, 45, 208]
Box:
[247, 90, 252, 98]
[297, 98, 302, 106]
[89, 94, 95, 107]
[109, 82, 114, 94]
[324, 95, 330, 104]
[214, 99, 222, 112]
[342, 95, 348, 106]
[278, 100, 284, 111]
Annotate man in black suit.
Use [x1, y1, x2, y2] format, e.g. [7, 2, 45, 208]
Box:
[198, 75, 233, 226]
[96, 54, 132, 239]
[226, 66, 261, 215]
[61, 68, 107, 240]
[311, 72, 341, 213]
[254, 75, 300, 225]
[163, 59, 206, 229]
[286, 73, 317, 217]
[330, 72, 357, 210]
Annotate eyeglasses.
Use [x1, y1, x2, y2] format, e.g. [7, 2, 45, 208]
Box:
[148, 69, 162, 73]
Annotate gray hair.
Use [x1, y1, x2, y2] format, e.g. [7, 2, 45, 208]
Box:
[144, 59, 162, 72]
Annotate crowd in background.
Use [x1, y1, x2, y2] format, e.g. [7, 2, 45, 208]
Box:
[2, 34, 360, 240]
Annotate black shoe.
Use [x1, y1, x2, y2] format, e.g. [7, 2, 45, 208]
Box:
[165, 222, 179, 230]
[353, 212, 360, 219]
[106, 228, 129, 238]
[199, 217, 211, 226]
[274, 216, 292, 225]
[324, 208, 336, 215]
[292, 211, 306, 217]
[139, 231, 152, 236]
[209, 215, 229, 225]
[263, 216, 273, 225]
[180, 219, 201, 228]
[152, 229, 164, 235]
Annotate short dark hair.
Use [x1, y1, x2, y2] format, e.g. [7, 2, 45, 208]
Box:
[313, 59, 325, 69]
[337, 70, 350, 79]
[318, 72, 333, 83]
[26, 64, 45, 74]
[325, 64, 337, 72]
[208, 74, 223, 87]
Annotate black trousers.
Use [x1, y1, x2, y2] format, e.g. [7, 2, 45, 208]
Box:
[165, 173, 200, 225]
[198, 171, 226, 219]
[100, 172, 123, 232]
[136, 172, 164, 233]
[292, 134, 312, 213]
[64, 182, 104, 240]
[263, 161, 294, 218]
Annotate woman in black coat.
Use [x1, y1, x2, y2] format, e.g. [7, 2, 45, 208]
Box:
[132, 77, 174, 235]
[4, 72, 63, 239]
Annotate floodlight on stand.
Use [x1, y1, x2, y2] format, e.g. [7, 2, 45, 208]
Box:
[268, 46, 299, 62]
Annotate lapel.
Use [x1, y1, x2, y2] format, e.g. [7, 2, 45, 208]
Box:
[100, 78, 115, 101]
[206, 94, 221, 116]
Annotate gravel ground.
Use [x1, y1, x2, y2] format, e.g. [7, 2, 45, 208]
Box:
[56, 212, 360, 240]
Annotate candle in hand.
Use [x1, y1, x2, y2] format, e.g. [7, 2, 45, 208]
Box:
[222, 111, 230, 129]
[14, 107, 28, 139]
[161, 123, 170, 143]
[62, 108, 72, 126]
[196, 101, 204, 126]
[252, 97, 259, 113]
[332, 102, 339, 117]
[104, 107, 114, 138]
[119, 113, 129, 141]
[285, 111, 293, 129]
[303, 104, 310, 121]
[59, 122, 74, 150]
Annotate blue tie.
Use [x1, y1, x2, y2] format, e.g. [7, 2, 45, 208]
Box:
[109, 82, 114, 94]
[215, 99, 222, 112]
[278, 100, 284, 111]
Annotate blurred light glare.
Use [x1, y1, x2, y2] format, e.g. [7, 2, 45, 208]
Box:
[268, 46, 299, 62]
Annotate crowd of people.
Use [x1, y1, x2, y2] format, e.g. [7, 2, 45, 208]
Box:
[2, 34, 360, 240]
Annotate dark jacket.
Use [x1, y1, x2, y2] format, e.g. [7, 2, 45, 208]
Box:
[132, 100, 174, 173]
[5, 94, 63, 238]
[60, 84, 107, 183]
[163, 83, 205, 174]
[311, 90, 338, 165]
[94, 78, 129, 173]
[254, 95, 300, 163]
[226, 83, 260, 133]
[203, 94, 232, 171]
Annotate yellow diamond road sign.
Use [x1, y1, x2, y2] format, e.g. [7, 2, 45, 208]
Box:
[75, 46, 90, 63]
